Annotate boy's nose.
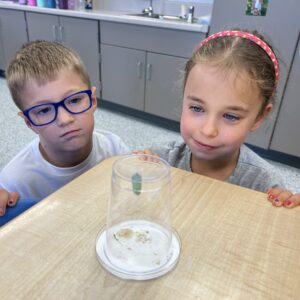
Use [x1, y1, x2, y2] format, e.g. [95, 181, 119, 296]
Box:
[200, 118, 218, 138]
[56, 106, 75, 125]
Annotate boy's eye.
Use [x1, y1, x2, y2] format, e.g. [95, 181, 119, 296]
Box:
[67, 97, 83, 105]
[34, 106, 53, 115]
[224, 113, 240, 122]
[190, 105, 204, 113]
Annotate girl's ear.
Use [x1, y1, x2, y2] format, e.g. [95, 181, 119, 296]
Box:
[18, 112, 39, 134]
[250, 103, 273, 132]
[91, 86, 98, 111]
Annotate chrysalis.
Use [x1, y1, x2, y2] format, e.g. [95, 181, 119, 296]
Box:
[131, 172, 142, 195]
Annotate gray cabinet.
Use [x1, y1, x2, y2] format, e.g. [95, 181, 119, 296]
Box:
[26, 12, 100, 97]
[209, 0, 300, 150]
[26, 13, 58, 41]
[270, 35, 300, 157]
[101, 44, 186, 121]
[101, 44, 145, 111]
[144, 53, 186, 121]
[0, 9, 28, 70]
[100, 21, 202, 121]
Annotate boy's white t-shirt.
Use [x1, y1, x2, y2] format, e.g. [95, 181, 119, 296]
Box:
[0, 130, 130, 200]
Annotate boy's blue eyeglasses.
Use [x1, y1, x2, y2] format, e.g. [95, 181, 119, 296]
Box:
[22, 89, 92, 126]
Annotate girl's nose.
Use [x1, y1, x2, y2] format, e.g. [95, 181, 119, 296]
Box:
[200, 118, 218, 138]
[56, 107, 75, 126]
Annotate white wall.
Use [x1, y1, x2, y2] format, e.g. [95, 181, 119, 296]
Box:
[94, 0, 213, 18]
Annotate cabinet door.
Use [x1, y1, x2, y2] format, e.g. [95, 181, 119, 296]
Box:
[0, 37, 4, 70]
[270, 37, 300, 157]
[26, 13, 100, 98]
[145, 53, 186, 121]
[59, 17, 100, 97]
[101, 44, 145, 111]
[0, 9, 28, 70]
[26, 12, 59, 41]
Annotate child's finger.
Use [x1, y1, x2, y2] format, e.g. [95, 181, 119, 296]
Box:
[132, 150, 143, 154]
[266, 188, 281, 204]
[132, 149, 159, 157]
[268, 189, 293, 207]
[0, 190, 9, 216]
[0, 206, 6, 216]
[143, 149, 159, 157]
[267, 187, 281, 197]
[283, 194, 300, 208]
[7, 192, 20, 207]
[132, 149, 160, 162]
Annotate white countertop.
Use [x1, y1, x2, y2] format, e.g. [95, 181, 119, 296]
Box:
[0, 2, 209, 33]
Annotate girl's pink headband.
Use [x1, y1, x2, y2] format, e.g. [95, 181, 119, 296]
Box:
[196, 30, 279, 84]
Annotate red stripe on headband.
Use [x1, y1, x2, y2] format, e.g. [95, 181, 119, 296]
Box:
[196, 30, 279, 84]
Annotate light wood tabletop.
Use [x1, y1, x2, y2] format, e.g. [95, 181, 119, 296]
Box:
[0, 156, 299, 300]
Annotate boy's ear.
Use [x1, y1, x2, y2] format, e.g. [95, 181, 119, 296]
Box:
[18, 112, 39, 134]
[250, 103, 273, 132]
[91, 86, 97, 111]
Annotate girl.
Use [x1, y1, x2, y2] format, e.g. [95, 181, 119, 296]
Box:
[152, 30, 300, 208]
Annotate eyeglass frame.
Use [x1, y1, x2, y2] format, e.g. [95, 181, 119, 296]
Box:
[22, 89, 93, 126]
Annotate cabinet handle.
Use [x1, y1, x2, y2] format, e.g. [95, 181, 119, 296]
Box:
[146, 63, 152, 81]
[59, 25, 64, 42]
[52, 25, 57, 41]
[137, 61, 143, 78]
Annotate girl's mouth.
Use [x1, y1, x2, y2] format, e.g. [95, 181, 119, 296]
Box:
[193, 139, 219, 151]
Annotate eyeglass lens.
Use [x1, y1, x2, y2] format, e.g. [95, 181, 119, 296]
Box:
[28, 91, 91, 126]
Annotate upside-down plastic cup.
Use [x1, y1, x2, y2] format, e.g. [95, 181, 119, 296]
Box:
[96, 154, 180, 280]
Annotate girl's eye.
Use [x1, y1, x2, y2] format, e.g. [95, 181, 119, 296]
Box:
[224, 113, 240, 122]
[190, 106, 204, 113]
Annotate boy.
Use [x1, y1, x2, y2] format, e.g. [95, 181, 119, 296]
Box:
[0, 40, 129, 217]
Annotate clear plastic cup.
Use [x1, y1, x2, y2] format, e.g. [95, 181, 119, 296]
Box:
[96, 154, 180, 280]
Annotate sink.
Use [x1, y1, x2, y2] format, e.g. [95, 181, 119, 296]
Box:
[159, 15, 185, 22]
[126, 13, 160, 19]
[125, 13, 198, 23]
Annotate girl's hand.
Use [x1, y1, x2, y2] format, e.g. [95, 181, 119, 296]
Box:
[0, 189, 20, 216]
[267, 188, 300, 208]
[132, 149, 159, 157]
[132, 149, 160, 162]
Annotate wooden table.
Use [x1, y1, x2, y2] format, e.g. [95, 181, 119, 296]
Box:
[0, 156, 299, 300]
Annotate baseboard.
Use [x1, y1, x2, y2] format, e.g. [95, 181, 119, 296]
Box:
[100, 99, 180, 132]
[246, 144, 300, 169]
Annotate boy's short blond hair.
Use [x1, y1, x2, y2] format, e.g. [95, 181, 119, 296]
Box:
[6, 40, 91, 109]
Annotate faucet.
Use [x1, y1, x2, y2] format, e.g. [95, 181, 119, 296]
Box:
[143, 0, 154, 16]
[187, 6, 195, 23]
